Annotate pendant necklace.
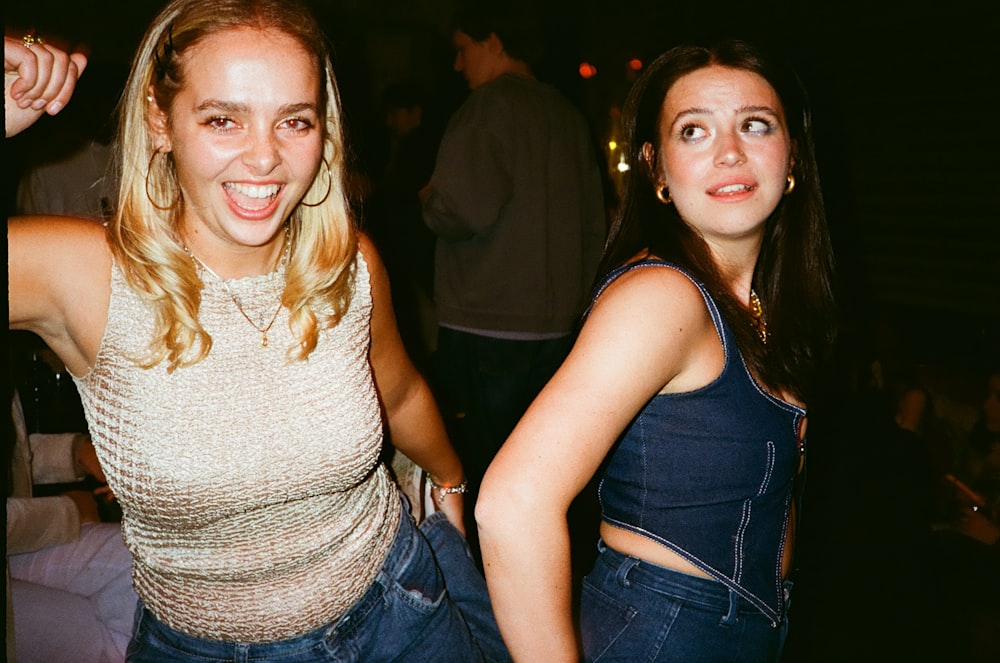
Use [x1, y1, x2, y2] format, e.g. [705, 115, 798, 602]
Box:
[749, 289, 769, 345]
[184, 239, 289, 348]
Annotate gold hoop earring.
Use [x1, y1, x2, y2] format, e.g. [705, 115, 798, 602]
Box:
[145, 150, 180, 211]
[301, 158, 333, 207]
[655, 184, 672, 205]
[784, 174, 796, 195]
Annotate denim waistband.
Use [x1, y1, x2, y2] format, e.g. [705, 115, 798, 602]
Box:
[319, 495, 419, 640]
[595, 540, 793, 624]
[130, 498, 411, 659]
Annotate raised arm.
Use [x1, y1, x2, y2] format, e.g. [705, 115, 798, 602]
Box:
[475, 266, 720, 661]
[360, 234, 467, 531]
[9, 216, 111, 377]
[4, 34, 87, 137]
[7, 32, 109, 376]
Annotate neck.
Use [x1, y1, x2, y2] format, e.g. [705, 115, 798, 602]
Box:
[488, 56, 533, 83]
[181, 229, 289, 280]
[705, 236, 762, 300]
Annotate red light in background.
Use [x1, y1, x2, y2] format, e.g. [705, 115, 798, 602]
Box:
[628, 58, 643, 71]
[578, 62, 598, 79]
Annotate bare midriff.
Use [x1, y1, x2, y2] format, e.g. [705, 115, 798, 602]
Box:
[600, 503, 797, 580]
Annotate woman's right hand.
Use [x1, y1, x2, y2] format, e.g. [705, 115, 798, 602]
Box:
[4, 34, 87, 137]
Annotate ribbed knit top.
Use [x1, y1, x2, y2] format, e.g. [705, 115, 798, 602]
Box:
[72, 252, 399, 642]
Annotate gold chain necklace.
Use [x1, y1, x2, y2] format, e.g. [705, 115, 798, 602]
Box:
[749, 288, 769, 345]
[184, 240, 288, 348]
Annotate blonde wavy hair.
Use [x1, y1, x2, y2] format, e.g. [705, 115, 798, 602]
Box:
[109, 0, 357, 371]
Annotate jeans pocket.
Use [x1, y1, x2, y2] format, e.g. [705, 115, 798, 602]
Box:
[389, 528, 447, 614]
[580, 578, 638, 662]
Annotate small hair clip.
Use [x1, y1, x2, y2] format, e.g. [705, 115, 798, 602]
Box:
[153, 24, 175, 80]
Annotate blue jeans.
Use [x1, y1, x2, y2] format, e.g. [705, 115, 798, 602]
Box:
[580, 541, 791, 663]
[126, 505, 512, 662]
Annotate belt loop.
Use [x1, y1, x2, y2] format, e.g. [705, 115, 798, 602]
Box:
[614, 555, 640, 588]
[720, 589, 740, 625]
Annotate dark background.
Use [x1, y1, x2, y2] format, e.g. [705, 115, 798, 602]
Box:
[5, 1, 999, 660]
[6, 0, 997, 359]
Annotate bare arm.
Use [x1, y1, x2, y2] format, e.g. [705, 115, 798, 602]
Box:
[9, 215, 111, 376]
[7, 35, 109, 375]
[476, 267, 720, 661]
[361, 235, 466, 531]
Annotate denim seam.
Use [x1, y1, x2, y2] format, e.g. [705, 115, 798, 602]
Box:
[638, 417, 649, 529]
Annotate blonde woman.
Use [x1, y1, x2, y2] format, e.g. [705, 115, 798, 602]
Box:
[7, 1, 509, 660]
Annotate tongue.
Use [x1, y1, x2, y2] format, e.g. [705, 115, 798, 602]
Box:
[229, 187, 271, 211]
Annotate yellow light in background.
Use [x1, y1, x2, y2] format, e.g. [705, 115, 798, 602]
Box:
[608, 140, 618, 151]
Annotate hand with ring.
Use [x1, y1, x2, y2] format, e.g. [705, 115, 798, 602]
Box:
[5, 32, 88, 137]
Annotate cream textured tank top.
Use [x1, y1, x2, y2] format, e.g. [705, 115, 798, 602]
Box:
[72, 252, 400, 642]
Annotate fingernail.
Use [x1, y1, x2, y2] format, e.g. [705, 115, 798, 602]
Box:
[32, 99, 48, 110]
[47, 101, 63, 114]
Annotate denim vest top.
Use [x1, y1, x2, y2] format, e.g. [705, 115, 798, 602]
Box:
[592, 259, 805, 624]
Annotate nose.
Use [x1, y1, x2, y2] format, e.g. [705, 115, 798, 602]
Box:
[243, 127, 281, 175]
[715, 130, 746, 167]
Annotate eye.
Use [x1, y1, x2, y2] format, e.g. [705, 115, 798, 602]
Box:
[678, 123, 708, 142]
[206, 116, 237, 131]
[741, 117, 774, 136]
[281, 117, 314, 132]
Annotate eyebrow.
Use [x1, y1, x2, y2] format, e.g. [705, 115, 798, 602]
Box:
[671, 104, 780, 124]
[195, 100, 319, 115]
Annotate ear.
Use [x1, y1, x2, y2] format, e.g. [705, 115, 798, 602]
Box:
[640, 141, 656, 172]
[147, 86, 172, 152]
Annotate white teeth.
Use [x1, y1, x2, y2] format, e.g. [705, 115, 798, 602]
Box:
[226, 183, 280, 199]
[715, 184, 754, 194]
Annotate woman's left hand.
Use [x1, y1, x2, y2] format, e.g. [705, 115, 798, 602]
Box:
[5, 34, 87, 137]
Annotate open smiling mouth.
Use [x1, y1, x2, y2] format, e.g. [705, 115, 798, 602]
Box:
[224, 182, 281, 211]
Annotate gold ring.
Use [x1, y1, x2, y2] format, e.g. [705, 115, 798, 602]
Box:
[23, 32, 44, 48]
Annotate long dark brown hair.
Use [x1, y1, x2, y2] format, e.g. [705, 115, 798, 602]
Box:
[599, 39, 837, 402]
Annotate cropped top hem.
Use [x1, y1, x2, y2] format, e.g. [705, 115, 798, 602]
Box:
[594, 259, 805, 625]
[600, 517, 781, 624]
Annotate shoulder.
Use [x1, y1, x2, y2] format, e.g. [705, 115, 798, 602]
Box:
[356, 232, 389, 302]
[590, 261, 709, 324]
[583, 262, 718, 389]
[10, 213, 109, 243]
[10, 215, 111, 283]
[356, 232, 382, 275]
[452, 83, 508, 124]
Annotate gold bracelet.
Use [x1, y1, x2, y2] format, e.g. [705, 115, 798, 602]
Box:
[425, 475, 468, 506]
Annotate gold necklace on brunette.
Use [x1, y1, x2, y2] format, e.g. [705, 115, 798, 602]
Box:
[749, 288, 769, 345]
[184, 238, 289, 348]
